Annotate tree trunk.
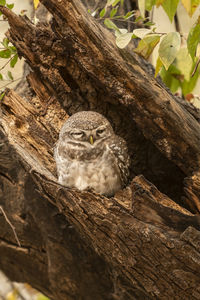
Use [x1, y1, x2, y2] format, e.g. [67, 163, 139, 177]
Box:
[1, 1, 200, 299]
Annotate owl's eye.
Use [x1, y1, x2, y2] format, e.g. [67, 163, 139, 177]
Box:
[71, 131, 84, 138]
[96, 128, 105, 136]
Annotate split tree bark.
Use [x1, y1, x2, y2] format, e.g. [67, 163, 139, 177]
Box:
[1, 1, 200, 299]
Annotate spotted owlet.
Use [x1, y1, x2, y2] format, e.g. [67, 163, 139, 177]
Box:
[54, 111, 130, 196]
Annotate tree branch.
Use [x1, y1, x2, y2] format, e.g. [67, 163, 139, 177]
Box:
[0, 1, 200, 299]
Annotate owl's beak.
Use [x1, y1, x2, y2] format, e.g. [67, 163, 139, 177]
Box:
[89, 135, 94, 145]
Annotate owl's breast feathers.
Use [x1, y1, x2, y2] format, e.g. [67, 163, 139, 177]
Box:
[56, 141, 105, 161]
[54, 142, 123, 196]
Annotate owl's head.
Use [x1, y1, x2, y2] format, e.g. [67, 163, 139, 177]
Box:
[60, 111, 114, 146]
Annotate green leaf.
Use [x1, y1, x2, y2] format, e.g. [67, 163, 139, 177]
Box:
[160, 65, 181, 93]
[116, 32, 133, 48]
[0, 49, 11, 58]
[0, 0, 6, 6]
[155, 56, 163, 77]
[7, 71, 13, 80]
[158, 32, 181, 70]
[2, 38, 9, 48]
[123, 11, 135, 19]
[6, 3, 14, 9]
[36, 294, 50, 300]
[0, 73, 3, 80]
[134, 34, 160, 59]
[145, 0, 156, 11]
[107, 0, 118, 5]
[111, 0, 120, 6]
[0, 92, 5, 101]
[104, 19, 119, 31]
[10, 54, 18, 68]
[100, 8, 106, 18]
[181, 64, 199, 96]
[110, 7, 118, 17]
[8, 46, 16, 55]
[135, 16, 143, 22]
[187, 22, 200, 60]
[144, 21, 155, 26]
[174, 48, 193, 81]
[162, 0, 179, 22]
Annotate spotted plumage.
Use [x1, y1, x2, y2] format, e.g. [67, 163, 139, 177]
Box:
[54, 111, 130, 196]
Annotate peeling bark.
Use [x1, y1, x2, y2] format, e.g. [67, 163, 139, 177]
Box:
[0, 1, 200, 299]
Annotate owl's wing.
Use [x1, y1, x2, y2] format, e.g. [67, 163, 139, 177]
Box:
[53, 141, 59, 161]
[108, 135, 130, 187]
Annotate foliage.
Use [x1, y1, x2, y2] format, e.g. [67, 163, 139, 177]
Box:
[0, 0, 200, 100]
[6, 289, 18, 300]
[90, 0, 200, 99]
[0, 0, 41, 99]
[5, 288, 50, 300]
[0, 1, 18, 99]
[37, 294, 50, 300]
[33, 0, 40, 9]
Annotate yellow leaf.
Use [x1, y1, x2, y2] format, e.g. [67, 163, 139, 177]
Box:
[34, 0, 40, 9]
[156, 0, 165, 7]
[181, 0, 200, 17]
[182, 0, 190, 14]
[6, 289, 18, 300]
[134, 34, 160, 59]
[155, 56, 163, 77]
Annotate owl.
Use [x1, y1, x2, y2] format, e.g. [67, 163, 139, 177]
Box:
[54, 111, 130, 196]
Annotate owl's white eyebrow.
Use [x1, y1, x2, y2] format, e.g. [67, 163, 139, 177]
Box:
[96, 126, 106, 130]
[70, 131, 84, 134]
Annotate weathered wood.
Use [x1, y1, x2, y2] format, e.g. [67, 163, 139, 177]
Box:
[40, 0, 200, 174]
[1, 2, 200, 176]
[34, 172, 200, 300]
[184, 172, 200, 213]
[1, 1, 200, 207]
[0, 90, 114, 300]
[0, 1, 200, 299]
[0, 87, 200, 300]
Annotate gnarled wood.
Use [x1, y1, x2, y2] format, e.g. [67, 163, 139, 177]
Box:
[0, 1, 200, 299]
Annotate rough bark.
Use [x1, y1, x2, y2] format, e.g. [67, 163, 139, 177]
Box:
[0, 1, 200, 299]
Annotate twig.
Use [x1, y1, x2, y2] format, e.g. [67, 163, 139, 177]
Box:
[0, 205, 21, 247]
[191, 56, 200, 77]
[11, 285, 27, 300]
[0, 77, 23, 89]
[97, 17, 137, 24]
[0, 55, 15, 71]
